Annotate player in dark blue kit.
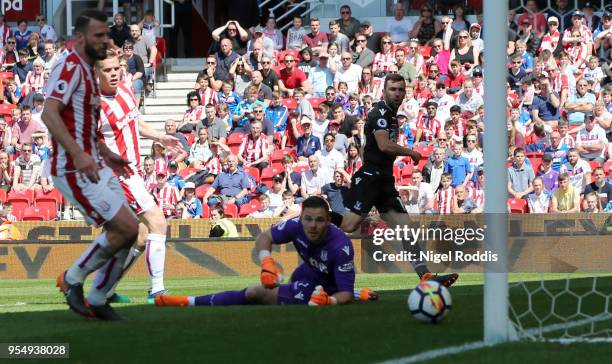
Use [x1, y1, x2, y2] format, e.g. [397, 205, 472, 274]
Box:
[155, 196, 375, 307]
[334, 73, 459, 287]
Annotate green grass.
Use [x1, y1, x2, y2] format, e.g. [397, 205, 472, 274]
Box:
[1, 273, 611, 363]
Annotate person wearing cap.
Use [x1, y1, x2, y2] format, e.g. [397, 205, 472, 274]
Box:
[548, 0, 574, 30]
[385, 2, 412, 47]
[593, 11, 612, 56]
[537, 16, 563, 56]
[165, 160, 186, 190]
[562, 10, 594, 56]
[265, 174, 288, 210]
[178, 182, 202, 219]
[302, 17, 328, 58]
[581, 2, 601, 31]
[575, 112, 607, 163]
[328, 20, 350, 53]
[469, 23, 483, 50]
[296, 115, 321, 161]
[308, 52, 334, 98]
[432, 82, 454, 121]
[246, 26, 275, 57]
[336, 4, 361, 41]
[565, 78, 596, 126]
[359, 20, 382, 54]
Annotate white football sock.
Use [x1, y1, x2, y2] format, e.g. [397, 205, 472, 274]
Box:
[88, 248, 130, 306]
[104, 247, 142, 299]
[145, 233, 166, 294]
[66, 232, 113, 285]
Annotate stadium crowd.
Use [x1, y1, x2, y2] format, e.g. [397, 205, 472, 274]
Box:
[0, 1, 611, 226]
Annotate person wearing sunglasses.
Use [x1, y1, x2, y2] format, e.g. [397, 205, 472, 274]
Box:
[212, 20, 249, 56]
[336, 4, 360, 40]
[2, 37, 18, 70]
[410, 4, 439, 45]
[434, 16, 457, 51]
[358, 20, 382, 54]
[278, 55, 312, 97]
[352, 34, 374, 69]
[36, 15, 57, 43]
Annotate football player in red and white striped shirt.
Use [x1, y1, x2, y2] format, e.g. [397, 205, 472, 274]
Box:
[95, 55, 182, 302]
[42, 9, 139, 321]
[435, 173, 454, 215]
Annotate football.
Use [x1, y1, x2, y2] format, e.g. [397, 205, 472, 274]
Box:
[407, 280, 452, 323]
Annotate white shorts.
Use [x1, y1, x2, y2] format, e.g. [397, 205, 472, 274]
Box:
[119, 173, 157, 215]
[53, 167, 127, 226]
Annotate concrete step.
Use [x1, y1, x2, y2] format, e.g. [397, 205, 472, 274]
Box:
[145, 97, 186, 106]
[167, 72, 199, 82]
[143, 105, 187, 114]
[154, 89, 193, 98]
[141, 113, 183, 122]
[169, 65, 204, 73]
[156, 81, 195, 90]
[172, 58, 204, 67]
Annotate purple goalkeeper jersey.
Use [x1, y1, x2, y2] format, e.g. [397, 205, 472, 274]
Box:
[270, 217, 355, 294]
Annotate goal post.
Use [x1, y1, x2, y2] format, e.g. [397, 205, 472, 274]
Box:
[482, 0, 516, 344]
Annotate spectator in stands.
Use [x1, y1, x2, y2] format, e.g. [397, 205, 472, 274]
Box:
[300, 155, 328, 198]
[164, 119, 190, 157]
[296, 115, 320, 161]
[445, 60, 466, 93]
[130, 24, 157, 83]
[453, 184, 480, 213]
[315, 133, 344, 183]
[233, 85, 267, 132]
[531, 76, 561, 128]
[25, 33, 42, 62]
[423, 147, 447, 192]
[188, 128, 213, 169]
[0, 116, 11, 150]
[538, 16, 563, 56]
[308, 52, 334, 98]
[456, 78, 483, 116]
[415, 101, 443, 146]
[527, 176, 551, 213]
[302, 17, 328, 57]
[543, 132, 568, 171]
[3, 78, 19, 105]
[260, 55, 279, 92]
[247, 26, 274, 57]
[444, 143, 472, 187]
[507, 54, 527, 92]
[204, 154, 251, 207]
[248, 194, 274, 218]
[245, 40, 264, 73]
[14, 19, 31, 51]
[243, 104, 275, 142]
[286, 16, 307, 51]
[566, 80, 596, 126]
[12, 143, 41, 192]
[10, 106, 43, 155]
[593, 11, 611, 57]
[277, 156, 301, 197]
[178, 182, 202, 219]
[560, 148, 592, 193]
[109, 12, 131, 50]
[334, 52, 362, 94]
[229, 56, 252, 97]
[583, 167, 611, 208]
[165, 161, 186, 190]
[548, 0, 573, 30]
[0, 151, 13, 190]
[583, 191, 602, 212]
[273, 190, 301, 219]
[266, 91, 289, 134]
[197, 104, 228, 144]
[395, 48, 417, 87]
[411, 3, 438, 46]
[576, 112, 607, 163]
[278, 53, 311, 96]
[209, 205, 239, 237]
[178, 91, 205, 133]
[537, 153, 559, 193]
[508, 148, 535, 199]
[372, 35, 395, 76]
[13, 48, 32, 84]
[203, 55, 230, 91]
[328, 20, 349, 53]
[2, 37, 18, 70]
[42, 40, 57, 70]
[264, 176, 285, 211]
[385, 2, 411, 47]
[0, 13, 11, 49]
[123, 40, 145, 103]
[352, 33, 374, 69]
[358, 21, 381, 54]
[410, 170, 435, 214]
[593, 101, 611, 130]
[337, 4, 360, 40]
[297, 47, 316, 78]
[212, 20, 249, 56]
[563, 11, 594, 56]
[321, 170, 348, 214]
[237, 120, 270, 169]
[195, 73, 218, 107]
[551, 173, 580, 213]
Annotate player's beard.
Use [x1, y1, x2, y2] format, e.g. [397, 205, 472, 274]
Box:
[85, 41, 108, 61]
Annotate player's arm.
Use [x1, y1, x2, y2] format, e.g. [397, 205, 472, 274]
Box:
[42, 99, 100, 182]
[373, 129, 421, 162]
[138, 119, 181, 150]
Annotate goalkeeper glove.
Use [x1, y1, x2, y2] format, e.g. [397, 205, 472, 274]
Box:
[354, 287, 379, 301]
[260, 256, 281, 288]
[308, 285, 337, 306]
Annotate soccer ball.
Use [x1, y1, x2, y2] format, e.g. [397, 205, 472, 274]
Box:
[407, 280, 452, 323]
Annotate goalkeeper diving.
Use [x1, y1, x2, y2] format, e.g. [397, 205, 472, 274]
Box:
[155, 196, 376, 307]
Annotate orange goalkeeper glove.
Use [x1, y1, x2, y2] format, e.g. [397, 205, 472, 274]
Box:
[260, 256, 281, 288]
[354, 287, 379, 301]
[308, 285, 337, 306]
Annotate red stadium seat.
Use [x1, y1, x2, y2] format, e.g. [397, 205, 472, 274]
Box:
[35, 187, 63, 204]
[0, 189, 6, 204]
[307, 98, 325, 109]
[528, 157, 541, 174]
[418, 46, 432, 58]
[400, 164, 414, 183]
[238, 200, 261, 217]
[195, 185, 213, 200]
[393, 165, 401, 183]
[201, 204, 210, 218]
[414, 145, 434, 159]
[281, 98, 298, 110]
[223, 203, 238, 218]
[178, 167, 198, 178]
[604, 160, 612, 175]
[0, 103, 16, 116]
[22, 206, 48, 221]
[181, 132, 195, 145]
[261, 166, 284, 188]
[507, 198, 527, 213]
[293, 165, 309, 174]
[243, 166, 260, 183]
[8, 190, 34, 205]
[7, 198, 29, 220]
[0, 72, 14, 85]
[588, 160, 601, 170]
[34, 199, 58, 220]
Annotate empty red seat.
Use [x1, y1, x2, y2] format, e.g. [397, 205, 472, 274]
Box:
[22, 206, 48, 221]
[238, 200, 261, 217]
[201, 204, 210, 218]
[243, 166, 260, 183]
[223, 203, 238, 218]
[508, 198, 527, 213]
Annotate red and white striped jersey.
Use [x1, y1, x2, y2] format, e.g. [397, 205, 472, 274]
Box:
[143, 173, 156, 191]
[551, 73, 570, 95]
[373, 52, 395, 72]
[467, 182, 484, 208]
[24, 71, 45, 94]
[98, 81, 142, 176]
[436, 186, 454, 215]
[416, 115, 442, 143]
[204, 156, 221, 175]
[566, 43, 588, 69]
[46, 51, 102, 176]
[538, 31, 561, 53]
[183, 106, 205, 125]
[563, 26, 593, 47]
[238, 134, 269, 163]
[198, 87, 218, 107]
[150, 182, 180, 217]
[0, 24, 12, 48]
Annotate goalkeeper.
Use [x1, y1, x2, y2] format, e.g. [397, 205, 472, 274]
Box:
[155, 196, 376, 307]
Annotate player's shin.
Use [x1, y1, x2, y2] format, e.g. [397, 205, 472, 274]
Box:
[88, 248, 130, 305]
[145, 233, 166, 294]
[65, 232, 115, 284]
[402, 239, 430, 278]
[105, 247, 142, 299]
[192, 289, 249, 306]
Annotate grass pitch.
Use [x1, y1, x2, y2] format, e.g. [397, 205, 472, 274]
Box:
[1, 273, 611, 363]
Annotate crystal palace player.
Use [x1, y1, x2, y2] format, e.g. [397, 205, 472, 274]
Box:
[43, 10, 139, 320]
[155, 196, 376, 307]
[95, 54, 181, 303]
[336, 73, 458, 287]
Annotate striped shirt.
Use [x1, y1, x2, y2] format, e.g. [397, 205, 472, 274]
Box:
[198, 87, 218, 107]
[98, 81, 141, 176]
[416, 115, 443, 143]
[373, 52, 396, 72]
[24, 71, 45, 94]
[151, 183, 180, 217]
[436, 186, 454, 215]
[238, 133, 269, 164]
[46, 51, 101, 176]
